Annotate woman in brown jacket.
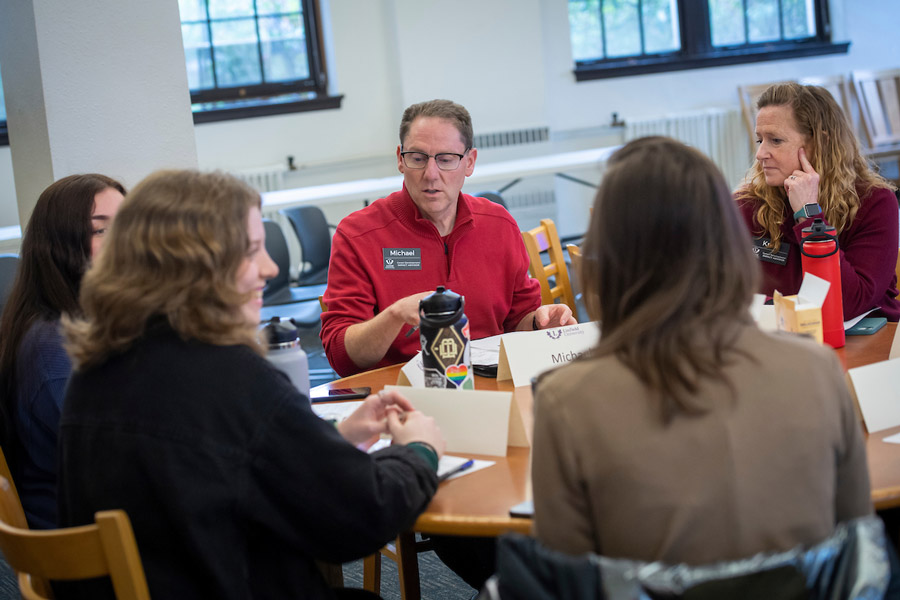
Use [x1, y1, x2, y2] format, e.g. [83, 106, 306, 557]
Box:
[532, 137, 872, 565]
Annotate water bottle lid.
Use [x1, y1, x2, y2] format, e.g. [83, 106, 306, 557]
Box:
[260, 317, 300, 347]
[419, 286, 465, 326]
[801, 217, 836, 237]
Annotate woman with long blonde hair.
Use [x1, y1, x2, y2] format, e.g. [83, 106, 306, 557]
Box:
[736, 82, 899, 320]
[58, 170, 443, 599]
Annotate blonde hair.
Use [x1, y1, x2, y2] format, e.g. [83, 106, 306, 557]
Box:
[736, 82, 895, 251]
[65, 170, 262, 368]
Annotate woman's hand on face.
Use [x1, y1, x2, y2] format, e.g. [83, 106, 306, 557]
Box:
[783, 147, 820, 213]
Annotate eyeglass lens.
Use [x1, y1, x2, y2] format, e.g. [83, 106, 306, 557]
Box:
[402, 152, 462, 171]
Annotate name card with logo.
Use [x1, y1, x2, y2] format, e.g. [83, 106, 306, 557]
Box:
[383, 385, 512, 456]
[383, 248, 421, 270]
[847, 357, 900, 433]
[496, 322, 600, 388]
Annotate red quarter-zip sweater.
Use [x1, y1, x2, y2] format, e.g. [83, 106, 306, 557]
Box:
[321, 186, 540, 376]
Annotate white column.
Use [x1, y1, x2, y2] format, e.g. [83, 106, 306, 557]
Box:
[0, 0, 198, 226]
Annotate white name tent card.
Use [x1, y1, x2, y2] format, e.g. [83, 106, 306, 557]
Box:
[383, 385, 513, 456]
[847, 357, 900, 433]
[891, 324, 900, 360]
[397, 351, 426, 387]
[496, 322, 600, 388]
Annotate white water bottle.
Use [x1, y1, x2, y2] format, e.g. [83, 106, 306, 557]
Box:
[261, 317, 310, 401]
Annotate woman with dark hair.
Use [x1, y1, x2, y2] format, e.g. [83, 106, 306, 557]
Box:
[0, 174, 124, 529]
[58, 170, 444, 599]
[736, 82, 899, 320]
[531, 137, 871, 564]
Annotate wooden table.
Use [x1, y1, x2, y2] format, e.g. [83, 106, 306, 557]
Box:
[312, 323, 898, 597]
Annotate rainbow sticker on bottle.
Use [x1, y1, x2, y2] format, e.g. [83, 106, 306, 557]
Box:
[445, 364, 469, 387]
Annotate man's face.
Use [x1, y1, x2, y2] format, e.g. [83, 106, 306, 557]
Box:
[397, 116, 477, 227]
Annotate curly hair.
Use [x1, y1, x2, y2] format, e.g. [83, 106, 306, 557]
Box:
[582, 137, 759, 419]
[735, 82, 895, 251]
[64, 170, 263, 368]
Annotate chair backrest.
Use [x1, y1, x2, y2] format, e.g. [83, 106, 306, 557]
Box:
[0, 255, 19, 313]
[0, 477, 150, 600]
[280, 206, 331, 286]
[263, 219, 292, 301]
[895, 248, 900, 299]
[521, 219, 577, 315]
[473, 190, 508, 210]
[485, 516, 889, 600]
[0, 447, 23, 529]
[852, 68, 900, 150]
[738, 81, 795, 153]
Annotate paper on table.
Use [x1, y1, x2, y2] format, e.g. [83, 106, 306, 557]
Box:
[438, 455, 495, 481]
[311, 400, 363, 422]
[471, 334, 503, 367]
[883, 432, 900, 444]
[844, 308, 879, 330]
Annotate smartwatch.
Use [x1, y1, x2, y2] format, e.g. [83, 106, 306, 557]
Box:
[794, 203, 822, 221]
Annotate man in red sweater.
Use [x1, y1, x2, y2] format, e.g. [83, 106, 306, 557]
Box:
[320, 99, 576, 377]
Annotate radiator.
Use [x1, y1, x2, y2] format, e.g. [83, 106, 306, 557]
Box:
[623, 108, 751, 188]
[234, 164, 288, 193]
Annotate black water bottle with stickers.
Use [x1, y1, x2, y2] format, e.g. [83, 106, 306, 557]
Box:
[418, 286, 473, 389]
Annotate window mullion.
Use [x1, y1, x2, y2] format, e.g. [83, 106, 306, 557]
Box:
[204, 0, 219, 89]
[253, 0, 266, 84]
[599, 0, 608, 59]
[638, 0, 646, 55]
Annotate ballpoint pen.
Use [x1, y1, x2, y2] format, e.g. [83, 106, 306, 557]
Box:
[438, 459, 475, 482]
[405, 325, 420, 338]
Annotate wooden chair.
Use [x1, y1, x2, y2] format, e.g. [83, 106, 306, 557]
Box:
[522, 219, 577, 316]
[895, 248, 900, 300]
[799, 74, 853, 121]
[852, 68, 900, 185]
[0, 476, 150, 600]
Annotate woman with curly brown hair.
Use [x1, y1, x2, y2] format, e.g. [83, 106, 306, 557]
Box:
[58, 170, 443, 599]
[736, 82, 899, 321]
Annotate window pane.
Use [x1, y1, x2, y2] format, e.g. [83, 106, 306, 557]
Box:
[604, 0, 641, 58]
[709, 0, 746, 46]
[182, 23, 215, 90]
[208, 0, 255, 19]
[177, 0, 207, 22]
[257, 0, 301, 16]
[259, 15, 309, 82]
[782, 0, 816, 39]
[642, 0, 680, 54]
[568, 0, 604, 61]
[211, 19, 262, 87]
[747, 0, 780, 43]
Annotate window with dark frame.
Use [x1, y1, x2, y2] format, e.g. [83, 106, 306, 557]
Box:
[569, 0, 848, 81]
[0, 0, 339, 144]
[178, 0, 340, 123]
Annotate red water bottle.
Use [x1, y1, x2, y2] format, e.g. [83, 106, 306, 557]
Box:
[800, 218, 844, 349]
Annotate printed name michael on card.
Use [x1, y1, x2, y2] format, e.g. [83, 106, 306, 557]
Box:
[497, 322, 600, 387]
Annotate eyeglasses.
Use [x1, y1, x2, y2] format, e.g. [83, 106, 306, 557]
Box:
[400, 150, 469, 171]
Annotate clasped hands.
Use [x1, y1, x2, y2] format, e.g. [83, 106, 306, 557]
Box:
[337, 388, 445, 455]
